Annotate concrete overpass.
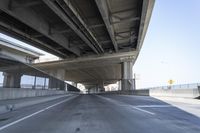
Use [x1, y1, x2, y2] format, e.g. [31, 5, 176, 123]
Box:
[0, 0, 155, 91]
[34, 51, 135, 91]
[0, 37, 42, 63]
[1, 1, 200, 132]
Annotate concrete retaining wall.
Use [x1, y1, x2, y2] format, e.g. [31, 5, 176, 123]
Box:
[0, 88, 67, 100]
[150, 88, 200, 98]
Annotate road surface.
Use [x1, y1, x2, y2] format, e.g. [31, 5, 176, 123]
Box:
[0, 94, 200, 133]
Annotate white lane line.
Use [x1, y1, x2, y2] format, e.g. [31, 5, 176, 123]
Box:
[96, 95, 155, 115]
[0, 96, 76, 131]
[130, 106, 155, 115]
[135, 105, 172, 108]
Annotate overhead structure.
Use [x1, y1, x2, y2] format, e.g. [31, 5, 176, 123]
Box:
[0, 0, 155, 91]
[0, 37, 43, 63]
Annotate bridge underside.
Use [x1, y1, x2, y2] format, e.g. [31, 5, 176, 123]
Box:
[34, 52, 136, 91]
[0, 0, 155, 91]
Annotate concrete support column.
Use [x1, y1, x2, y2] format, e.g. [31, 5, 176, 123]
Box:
[118, 80, 122, 90]
[3, 72, 22, 88]
[121, 61, 135, 90]
[96, 85, 99, 93]
[88, 87, 97, 94]
[98, 81, 105, 92]
[56, 69, 66, 90]
[48, 76, 54, 90]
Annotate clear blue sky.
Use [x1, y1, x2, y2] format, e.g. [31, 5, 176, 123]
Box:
[133, 0, 200, 88]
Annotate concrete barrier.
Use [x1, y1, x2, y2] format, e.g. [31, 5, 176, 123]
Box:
[98, 89, 149, 96]
[98, 88, 200, 99]
[0, 94, 73, 114]
[150, 88, 200, 98]
[0, 88, 67, 100]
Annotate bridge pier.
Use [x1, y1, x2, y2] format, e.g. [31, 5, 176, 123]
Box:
[98, 81, 105, 92]
[3, 72, 22, 88]
[118, 80, 122, 90]
[121, 61, 135, 90]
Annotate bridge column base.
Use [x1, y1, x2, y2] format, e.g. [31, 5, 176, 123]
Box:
[3, 72, 22, 88]
[121, 61, 135, 90]
[98, 81, 105, 92]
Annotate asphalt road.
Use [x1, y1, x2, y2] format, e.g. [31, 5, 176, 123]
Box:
[0, 94, 200, 133]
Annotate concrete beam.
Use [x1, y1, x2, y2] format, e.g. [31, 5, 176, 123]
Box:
[61, 0, 104, 53]
[34, 51, 137, 69]
[88, 23, 105, 29]
[51, 29, 71, 35]
[42, 0, 101, 55]
[0, 21, 67, 58]
[0, 0, 81, 57]
[47, 69, 66, 81]
[95, 0, 118, 52]
[137, 0, 155, 50]
[9, 1, 42, 9]
[111, 16, 140, 24]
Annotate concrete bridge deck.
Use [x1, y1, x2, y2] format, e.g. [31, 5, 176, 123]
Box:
[0, 94, 200, 133]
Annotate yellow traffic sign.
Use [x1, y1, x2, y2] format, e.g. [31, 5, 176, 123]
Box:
[168, 79, 174, 85]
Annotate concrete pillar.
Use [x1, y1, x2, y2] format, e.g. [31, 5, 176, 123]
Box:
[48, 76, 53, 89]
[88, 87, 96, 94]
[3, 72, 22, 88]
[96, 85, 99, 93]
[56, 69, 66, 90]
[98, 81, 105, 92]
[121, 61, 135, 90]
[118, 80, 122, 90]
